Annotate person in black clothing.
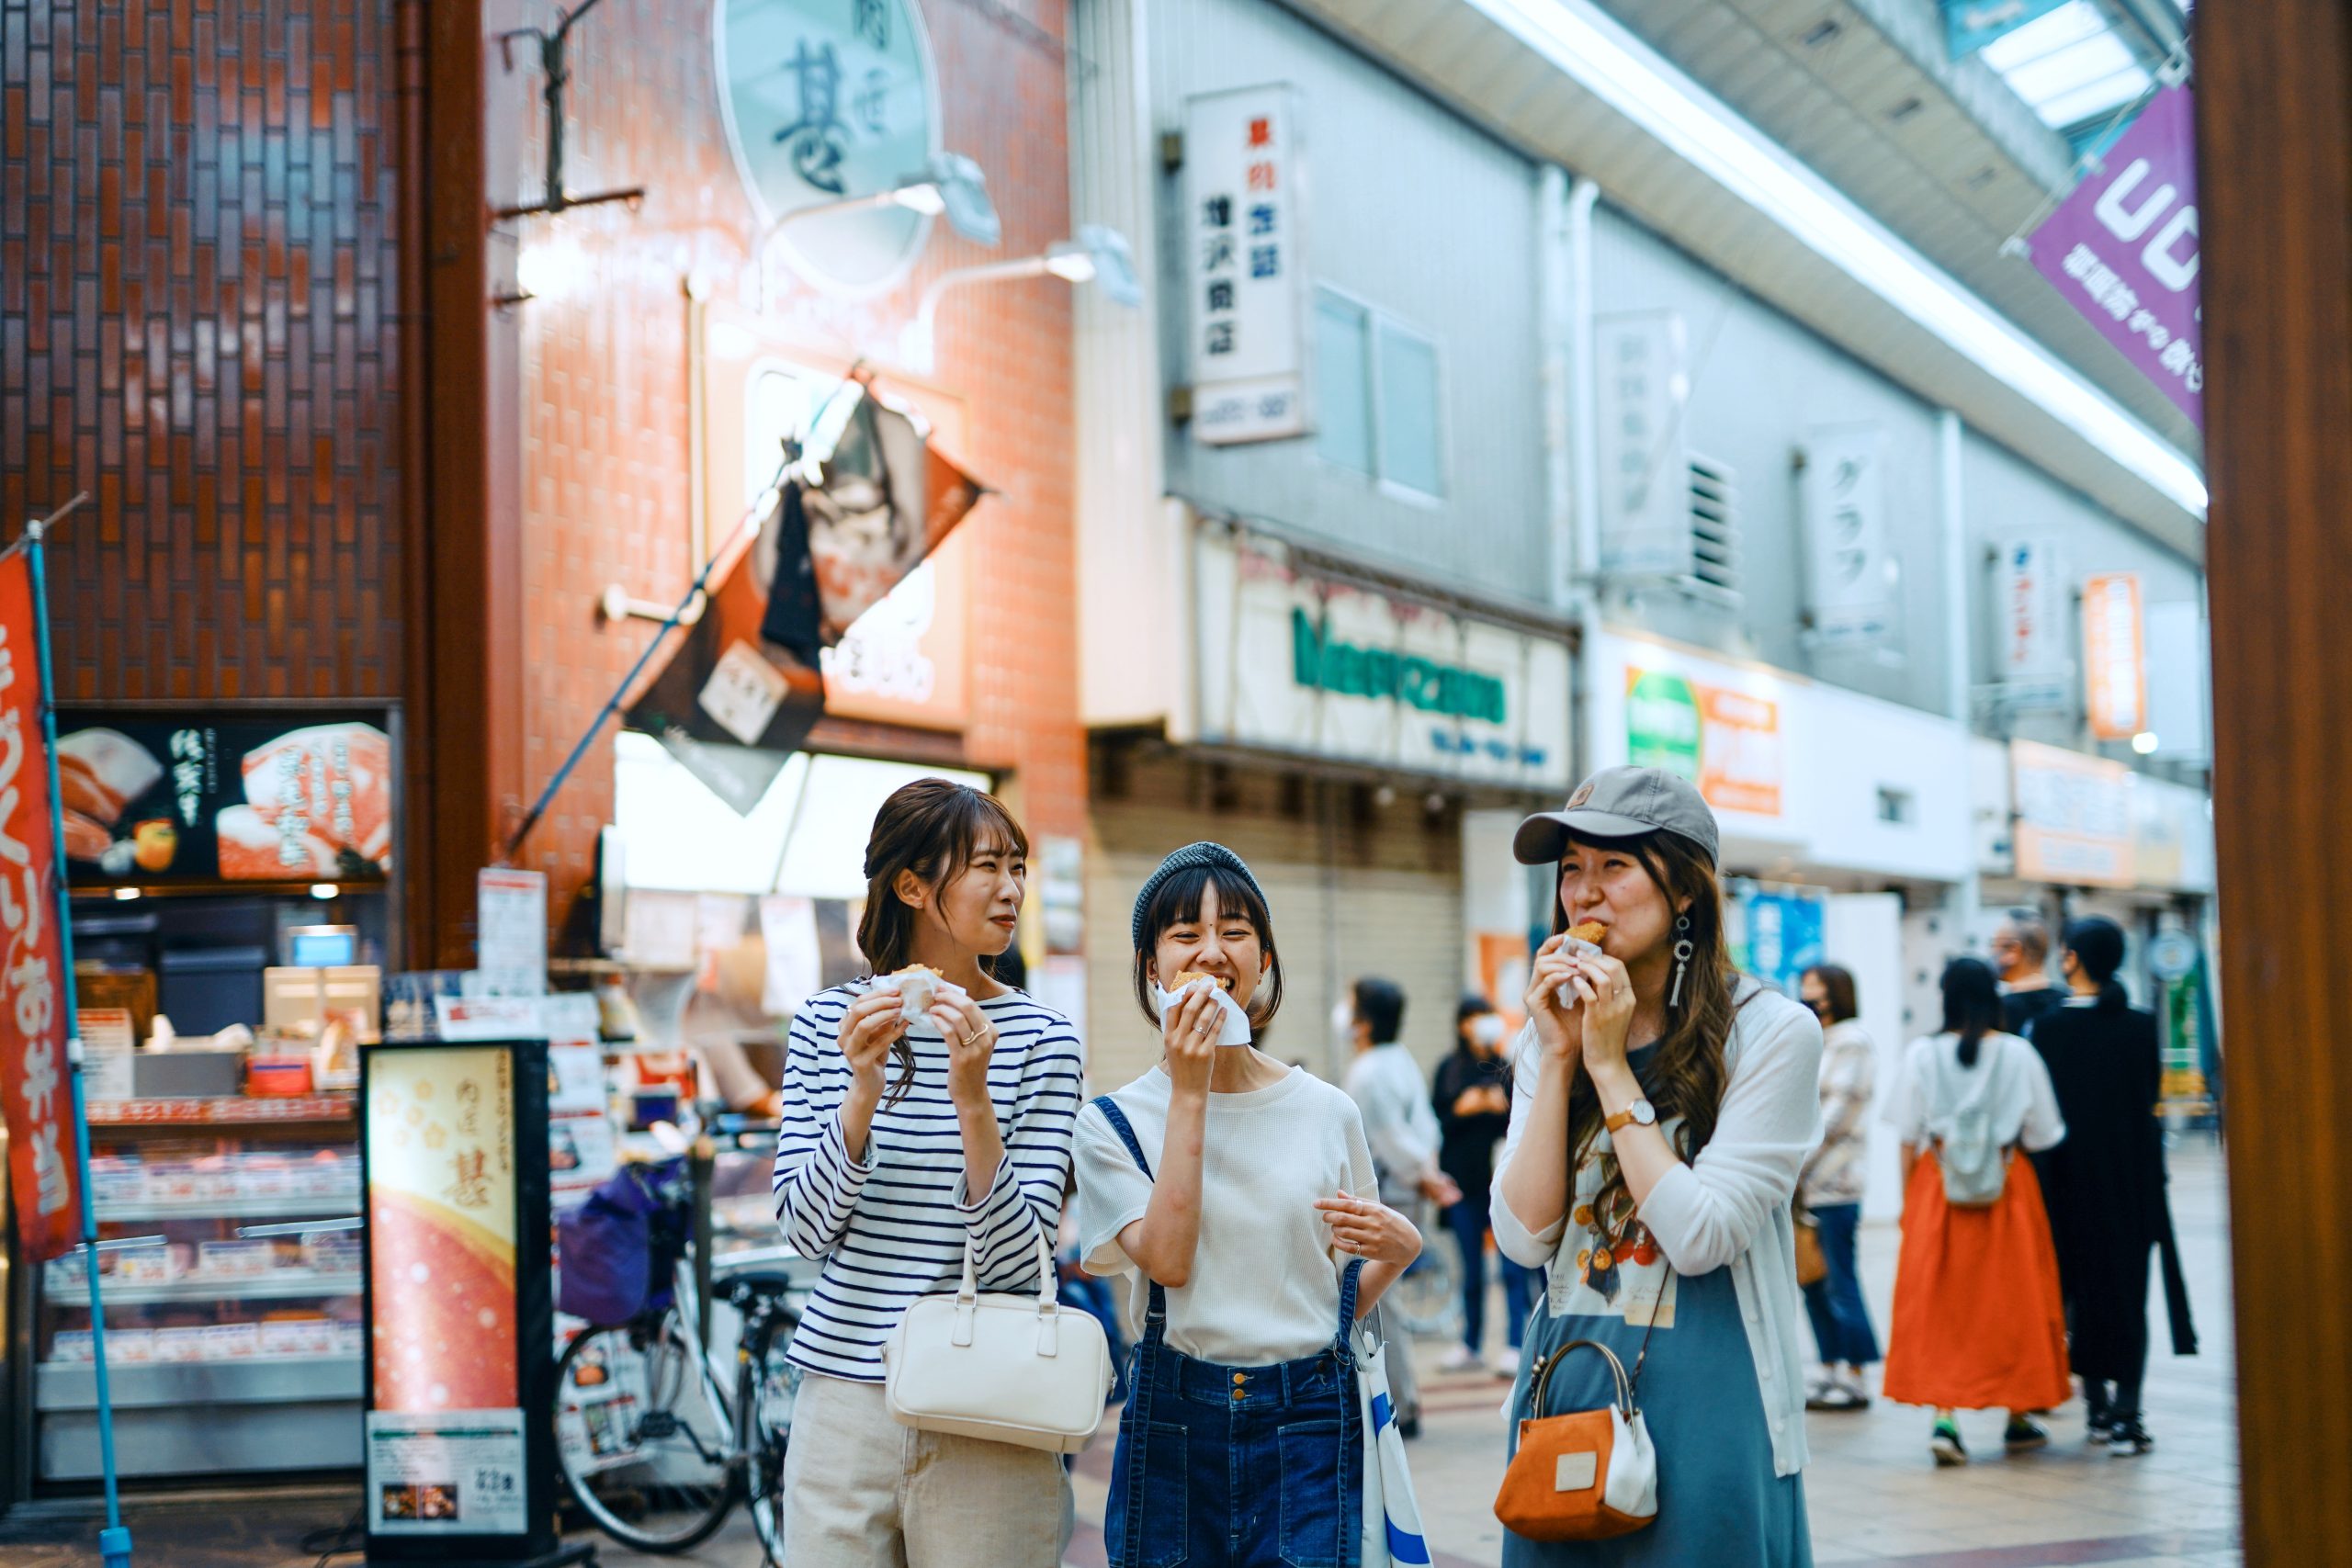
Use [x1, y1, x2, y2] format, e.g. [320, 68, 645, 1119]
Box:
[1430, 994, 1542, 1375]
[2031, 917, 2197, 1458]
[1993, 914, 2066, 1041]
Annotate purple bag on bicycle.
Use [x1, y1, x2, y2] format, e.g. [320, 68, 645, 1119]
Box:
[558, 1159, 687, 1325]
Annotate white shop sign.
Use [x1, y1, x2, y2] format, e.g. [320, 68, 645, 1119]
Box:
[1995, 537, 2070, 711]
[1799, 423, 1895, 649]
[1184, 85, 1309, 444]
[1193, 528, 1573, 790]
[1593, 311, 1691, 579]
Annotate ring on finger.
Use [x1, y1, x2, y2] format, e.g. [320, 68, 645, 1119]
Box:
[959, 1028, 986, 1047]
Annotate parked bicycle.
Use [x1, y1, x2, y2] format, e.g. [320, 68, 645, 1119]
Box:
[1378, 1195, 1463, 1340]
[553, 1150, 806, 1560]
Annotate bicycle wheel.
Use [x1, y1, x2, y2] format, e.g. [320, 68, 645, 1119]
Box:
[1384, 1228, 1463, 1338]
[555, 1313, 738, 1553]
[739, 1303, 803, 1566]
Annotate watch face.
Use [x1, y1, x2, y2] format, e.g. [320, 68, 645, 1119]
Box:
[1633, 1100, 1657, 1125]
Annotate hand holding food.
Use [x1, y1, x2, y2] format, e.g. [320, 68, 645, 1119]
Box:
[836, 988, 909, 1100]
[1159, 979, 1223, 1096]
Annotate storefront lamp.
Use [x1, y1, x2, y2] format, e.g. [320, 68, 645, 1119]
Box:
[2132, 730, 2161, 754]
[900, 225, 1142, 370]
[756, 152, 1001, 310]
[309, 883, 339, 900]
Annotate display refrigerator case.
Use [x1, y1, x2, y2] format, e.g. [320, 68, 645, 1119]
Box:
[23, 1095, 364, 1483]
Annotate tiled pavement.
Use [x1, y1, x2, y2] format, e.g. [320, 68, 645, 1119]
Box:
[0, 1139, 2234, 1567]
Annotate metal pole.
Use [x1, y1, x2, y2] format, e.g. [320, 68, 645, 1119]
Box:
[25, 499, 133, 1567]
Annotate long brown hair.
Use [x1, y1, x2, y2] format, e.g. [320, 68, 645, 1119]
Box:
[856, 778, 1030, 1104]
[1557, 829, 1741, 1237]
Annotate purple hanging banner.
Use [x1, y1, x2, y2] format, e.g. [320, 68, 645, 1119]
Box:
[2030, 85, 2203, 428]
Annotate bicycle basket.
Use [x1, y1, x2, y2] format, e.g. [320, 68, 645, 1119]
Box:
[558, 1158, 689, 1324]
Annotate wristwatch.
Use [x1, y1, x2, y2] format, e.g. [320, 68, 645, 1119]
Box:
[1605, 1098, 1658, 1134]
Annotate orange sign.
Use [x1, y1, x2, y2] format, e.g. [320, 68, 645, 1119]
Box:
[1699, 686, 1782, 817]
[699, 306, 971, 733]
[2082, 573, 2145, 741]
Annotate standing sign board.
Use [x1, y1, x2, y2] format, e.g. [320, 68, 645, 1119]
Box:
[362, 1036, 569, 1564]
[2029, 85, 2203, 428]
[1593, 312, 1692, 579]
[2082, 572, 2147, 741]
[0, 550, 83, 1261]
[1994, 538, 2070, 711]
[1184, 85, 1308, 444]
[1799, 424, 1895, 649]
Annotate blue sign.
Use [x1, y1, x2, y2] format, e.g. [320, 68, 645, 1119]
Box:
[1737, 888, 1826, 1001]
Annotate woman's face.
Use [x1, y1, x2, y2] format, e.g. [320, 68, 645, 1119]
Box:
[1799, 971, 1830, 1018]
[1148, 884, 1270, 1012]
[1556, 840, 1682, 963]
[908, 834, 1027, 957]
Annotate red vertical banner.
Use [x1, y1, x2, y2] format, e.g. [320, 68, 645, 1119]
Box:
[0, 550, 84, 1261]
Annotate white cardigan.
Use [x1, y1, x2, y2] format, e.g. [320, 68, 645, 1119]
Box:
[1491, 984, 1824, 1478]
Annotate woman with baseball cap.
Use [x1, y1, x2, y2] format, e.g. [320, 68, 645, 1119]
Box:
[1491, 768, 1823, 1565]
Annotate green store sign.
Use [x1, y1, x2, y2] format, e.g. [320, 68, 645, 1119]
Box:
[1290, 608, 1507, 725]
[1626, 669, 1701, 779]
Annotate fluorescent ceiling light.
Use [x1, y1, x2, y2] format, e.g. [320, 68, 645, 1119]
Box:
[2001, 33, 2134, 105]
[2035, 67, 2151, 128]
[1980, 2, 2106, 70]
[1472, 0, 2207, 519]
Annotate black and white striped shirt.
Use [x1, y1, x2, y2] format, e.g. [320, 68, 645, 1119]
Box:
[772, 982, 1083, 1382]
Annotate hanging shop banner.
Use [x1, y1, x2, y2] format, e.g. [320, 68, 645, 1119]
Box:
[1799, 423, 1895, 649]
[716, 0, 943, 295]
[1942, 0, 2073, 59]
[0, 551, 84, 1262]
[54, 709, 393, 887]
[2030, 85, 2203, 427]
[1593, 312, 1692, 579]
[1193, 525, 1573, 790]
[1994, 537, 2070, 711]
[1184, 85, 1308, 444]
[1731, 886, 1826, 1001]
[2082, 571, 2146, 741]
[2011, 739, 2135, 887]
[1624, 667, 1783, 818]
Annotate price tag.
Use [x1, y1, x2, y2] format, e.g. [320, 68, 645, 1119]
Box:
[698, 640, 789, 745]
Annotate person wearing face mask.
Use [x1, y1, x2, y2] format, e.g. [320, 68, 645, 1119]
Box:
[1431, 996, 1542, 1375]
[1492, 768, 1823, 1566]
[1796, 964, 1881, 1412]
[1073, 842, 1425, 1568]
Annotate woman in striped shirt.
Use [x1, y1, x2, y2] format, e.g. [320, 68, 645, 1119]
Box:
[773, 779, 1084, 1567]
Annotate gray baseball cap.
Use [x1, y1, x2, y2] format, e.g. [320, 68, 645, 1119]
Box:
[1512, 766, 1721, 869]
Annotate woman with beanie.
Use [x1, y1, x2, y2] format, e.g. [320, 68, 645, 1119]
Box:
[2030, 917, 2197, 1456]
[1071, 842, 1424, 1568]
[1492, 767, 1823, 1566]
[1880, 958, 2070, 1468]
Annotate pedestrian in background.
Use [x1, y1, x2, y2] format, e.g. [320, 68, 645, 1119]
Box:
[1343, 976, 1460, 1436]
[773, 781, 1083, 1566]
[1797, 964, 1880, 1412]
[1881, 957, 2070, 1469]
[2031, 917, 2197, 1457]
[1493, 767, 1822, 1566]
[1074, 842, 1424, 1568]
[1432, 993, 1543, 1376]
[1993, 915, 2065, 1041]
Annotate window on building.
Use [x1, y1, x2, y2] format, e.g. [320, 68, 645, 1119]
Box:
[1313, 287, 1444, 498]
[1315, 293, 1374, 476]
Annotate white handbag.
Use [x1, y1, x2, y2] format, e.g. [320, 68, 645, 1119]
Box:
[880, 1223, 1114, 1454]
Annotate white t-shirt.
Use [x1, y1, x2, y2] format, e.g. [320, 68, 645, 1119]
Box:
[1885, 1030, 2066, 1153]
[1341, 1043, 1441, 1203]
[1072, 1064, 1379, 1366]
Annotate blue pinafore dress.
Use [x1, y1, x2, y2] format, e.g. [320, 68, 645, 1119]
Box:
[1094, 1097, 1366, 1568]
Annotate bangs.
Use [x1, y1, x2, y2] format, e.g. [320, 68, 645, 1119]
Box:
[927, 784, 1030, 880]
[1136, 862, 1273, 951]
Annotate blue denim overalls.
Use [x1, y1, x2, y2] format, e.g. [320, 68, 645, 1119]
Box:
[1094, 1096, 1365, 1568]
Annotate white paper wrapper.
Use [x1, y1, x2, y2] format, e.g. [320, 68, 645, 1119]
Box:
[1152, 976, 1253, 1046]
[1555, 936, 1606, 1010]
[866, 970, 969, 1025]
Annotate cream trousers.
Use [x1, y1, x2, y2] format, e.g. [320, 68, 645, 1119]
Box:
[782, 1371, 1075, 1568]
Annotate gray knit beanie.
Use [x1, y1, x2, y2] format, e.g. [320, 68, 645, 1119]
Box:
[1130, 841, 1271, 950]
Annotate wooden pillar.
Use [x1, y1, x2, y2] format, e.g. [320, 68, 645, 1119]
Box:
[2195, 6, 2352, 1563]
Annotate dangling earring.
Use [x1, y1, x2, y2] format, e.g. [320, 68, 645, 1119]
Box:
[1668, 914, 1694, 1009]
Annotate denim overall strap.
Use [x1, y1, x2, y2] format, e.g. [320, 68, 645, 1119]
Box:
[1094, 1095, 1163, 1568]
[1333, 1256, 1364, 1354]
[1334, 1254, 1368, 1568]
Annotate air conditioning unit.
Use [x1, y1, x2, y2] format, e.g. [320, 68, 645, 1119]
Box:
[1684, 453, 1740, 604]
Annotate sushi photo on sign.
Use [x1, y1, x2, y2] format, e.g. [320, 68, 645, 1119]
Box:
[56, 712, 395, 886]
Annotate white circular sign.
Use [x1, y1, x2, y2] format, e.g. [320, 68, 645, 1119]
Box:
[716, 0, 942, 295]
[2147, 930, 2198, 982]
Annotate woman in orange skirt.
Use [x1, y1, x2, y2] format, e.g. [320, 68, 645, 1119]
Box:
[1881, 958, 2070, 1467]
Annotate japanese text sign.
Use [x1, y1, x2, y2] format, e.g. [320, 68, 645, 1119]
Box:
[0, 550, 84, 1261]
[1184, 85, 1307, 443]
[2030, 85, 2203, 427]
[1800, 424, 1894, 649]
[2082, 571, 2147, 741]
[1594, 312, 1693, 578]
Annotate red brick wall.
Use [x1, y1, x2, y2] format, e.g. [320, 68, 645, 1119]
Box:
[1, 0, 408, 702]
[487, 0, 1082, 922]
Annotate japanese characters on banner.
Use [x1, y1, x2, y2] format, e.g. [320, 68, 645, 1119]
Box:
[2082, 571, 2147, 741]
[1995, 537, 2070, 711]
[1184, 85, 1308, 444]
[0, 551, 83, 1262]
[2011, 739, 2135, 888]
[1593, 312, 1693, 579]
[1624, 667, 1783, 818]
[1799, 424, 1895, 649]
[2030, 85, 2203, 427]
